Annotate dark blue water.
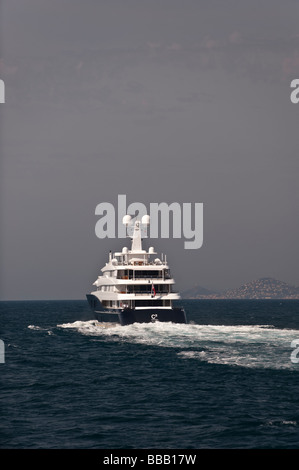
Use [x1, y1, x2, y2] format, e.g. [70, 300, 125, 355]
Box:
[1, 299, 299, 449]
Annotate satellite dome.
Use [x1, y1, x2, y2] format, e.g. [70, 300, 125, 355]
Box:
[122, 215, 132, 225]
[141, 214, 150, 225]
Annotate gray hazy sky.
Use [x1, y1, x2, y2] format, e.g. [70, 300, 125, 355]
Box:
[1, 0, 299, 299]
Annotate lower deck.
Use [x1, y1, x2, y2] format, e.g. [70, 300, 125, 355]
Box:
[102, 299, 172, 309]
[86, 294, 187, 325]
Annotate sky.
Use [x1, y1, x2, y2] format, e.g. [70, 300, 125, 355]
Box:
[1, 0, 299, 299]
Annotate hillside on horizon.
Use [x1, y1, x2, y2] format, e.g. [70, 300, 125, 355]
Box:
[182, 277, 299, 299]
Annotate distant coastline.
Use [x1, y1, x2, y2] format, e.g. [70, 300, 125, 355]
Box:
[182, 277, 299, 300]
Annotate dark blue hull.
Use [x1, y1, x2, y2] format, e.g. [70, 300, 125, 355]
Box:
[118, 307, 187, 326]
[86, 294, 187, 326]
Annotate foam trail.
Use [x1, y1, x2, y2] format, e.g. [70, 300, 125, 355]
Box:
[57, 320, 299, 370]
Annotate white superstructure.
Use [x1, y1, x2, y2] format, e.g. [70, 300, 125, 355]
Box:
[90, 217, 180, 311]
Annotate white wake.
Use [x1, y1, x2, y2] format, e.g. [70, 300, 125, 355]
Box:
[56, 320, 299, 370]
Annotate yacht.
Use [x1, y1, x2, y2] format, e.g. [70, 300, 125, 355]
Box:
[86, 215, 187, 326]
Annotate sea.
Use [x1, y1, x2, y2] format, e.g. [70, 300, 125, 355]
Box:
[1, 299, 299, 450]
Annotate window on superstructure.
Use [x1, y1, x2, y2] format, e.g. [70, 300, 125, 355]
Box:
[127, 284, 170, 294]
[134, 270, 162, 279]
[117, 269, 129, 279]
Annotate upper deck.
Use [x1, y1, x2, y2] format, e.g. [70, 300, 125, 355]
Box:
[92, 216, 178, 288]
